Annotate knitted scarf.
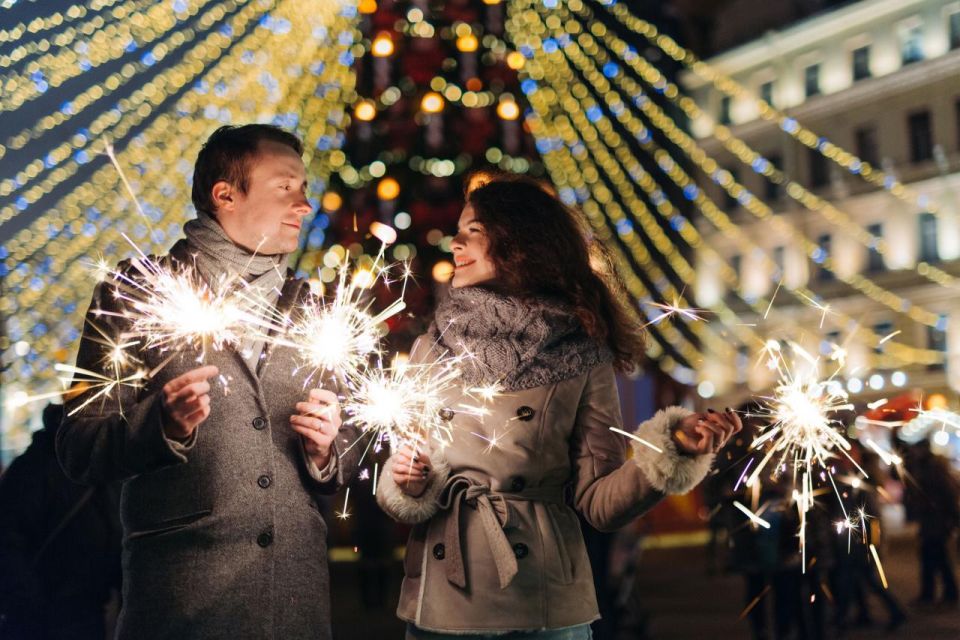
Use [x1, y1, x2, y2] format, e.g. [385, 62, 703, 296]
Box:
[182, 213, 288, 368]
[429, 286, 613, 392]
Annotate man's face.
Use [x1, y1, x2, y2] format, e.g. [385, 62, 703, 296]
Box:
[214, 140, 311, 255]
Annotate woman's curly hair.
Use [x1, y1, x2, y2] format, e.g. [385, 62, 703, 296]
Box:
[465, 175, 646, 372]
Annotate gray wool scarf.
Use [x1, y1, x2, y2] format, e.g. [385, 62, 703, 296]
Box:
[429, 286, 613, 392]
[182, 213, 288, 368]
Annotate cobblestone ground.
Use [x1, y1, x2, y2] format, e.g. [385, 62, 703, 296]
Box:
[329, 533, 960, 639]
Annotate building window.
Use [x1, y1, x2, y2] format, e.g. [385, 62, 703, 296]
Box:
[901, 22, 924, 64]
[773, 245, 785, 277]
[951, 11, 960, 50]
[956, 99, 960, 151]
[852, 46, 871, 80]
[719, 95, 731, 125]
[760, 80, 774, 106]
[866, 223, 885, 272]
[808, 147, 829, 188]
[804, 64, 821, 98]
[854, 125, 879, 167]
[873, 321, 894, 355]
[919, 212, 939, 262]
[765, 154, 783, 201]
[908, 111, 933, 163]
[927, 315, 948, 370]
[816, 234, 833, 282]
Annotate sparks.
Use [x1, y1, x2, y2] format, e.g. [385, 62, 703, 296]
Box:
[343, 352, 463, 450]
[641, 295, 709, 329]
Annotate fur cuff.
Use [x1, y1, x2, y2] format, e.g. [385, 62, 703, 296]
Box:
[631, 406, 715, 495]
[376, 450, 451, 524]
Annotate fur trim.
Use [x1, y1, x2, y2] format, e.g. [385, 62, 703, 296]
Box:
[376, 449, 451, 524]
[631, 406, 715, 495]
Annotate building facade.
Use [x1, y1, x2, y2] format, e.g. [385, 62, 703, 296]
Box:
[682, 0, 960, 408]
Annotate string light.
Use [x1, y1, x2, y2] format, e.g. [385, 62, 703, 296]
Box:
[520, 0, 947, 361]
[565, 0, 955, 290]
[600, 0, 954, 229]
[2, 0, 359, 399]
[506, 0, 942, 370]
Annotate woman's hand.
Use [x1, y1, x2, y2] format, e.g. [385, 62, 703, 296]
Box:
[672, 408, 742, 456]
[392, 444, 433, 497]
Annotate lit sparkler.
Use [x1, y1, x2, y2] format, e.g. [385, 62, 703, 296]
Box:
[343, 352, 464, 451]
[745, 341, 870, 566]
[271, 259, 406, 384]
[110, 252, 256, 359]
[640, 293, 709, 329]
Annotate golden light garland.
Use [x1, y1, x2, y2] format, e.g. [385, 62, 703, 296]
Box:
[510, 0, 945, 368]
[2, 0, 359, 402]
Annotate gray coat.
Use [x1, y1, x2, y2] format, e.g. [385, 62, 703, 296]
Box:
[57, 241, 361, 640]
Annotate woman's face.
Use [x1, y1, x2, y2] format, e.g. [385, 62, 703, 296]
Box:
[450, 204, 497, 288]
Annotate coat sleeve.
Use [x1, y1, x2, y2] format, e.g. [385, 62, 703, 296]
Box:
[570, 363, 715, 532]
[56, 276, 190, 485]
[374, 333, 452, 523]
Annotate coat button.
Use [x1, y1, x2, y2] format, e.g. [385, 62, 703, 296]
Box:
[509, 476, 526, 492]
[438, 408, 455, 421]
[257, 531, 273, 548]
[432, 543, 445, 560]
[512, 542, 529, 559]
[257, 474, 271, 489]
[252, 416, 267, 430]
[516, 406, 535, 421]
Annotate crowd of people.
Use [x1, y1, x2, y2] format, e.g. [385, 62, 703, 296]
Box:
[702, 410, 960, 639]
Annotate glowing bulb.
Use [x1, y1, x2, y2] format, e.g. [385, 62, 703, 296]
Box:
[421, 92, 445, 114]
[358, 0, 377, 13]
[496, 100, 520, 120]
[377, 177, 400, 201]
[321, 192, 342, 212]
[371, 33, 394, 57]
[432, 260, 454, 283]
[506, 51, 525, 70]
[456, 34, 479, 52]
[354, 100, 377, 122]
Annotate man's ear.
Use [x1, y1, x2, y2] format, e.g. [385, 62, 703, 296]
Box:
[211, 181, 235, 215]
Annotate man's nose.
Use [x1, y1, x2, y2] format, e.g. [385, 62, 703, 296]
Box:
[294, 195, 311, 216]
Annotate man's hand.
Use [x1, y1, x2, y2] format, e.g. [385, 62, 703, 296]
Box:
[291, 389, 341, 470]
[673, 408, 742, 456]
[161, 365, 220, 441]
[392, 444, 432, 497]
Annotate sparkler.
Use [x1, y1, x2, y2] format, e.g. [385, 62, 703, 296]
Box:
[343, 352, 464, 451]
[743, 341, 871, 566]
[269, 258, 407, 384]
[112, 254, 256, 358]
[640, 294, 710, 329]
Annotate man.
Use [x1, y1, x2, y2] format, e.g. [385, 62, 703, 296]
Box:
[0, 403, 121, 639]
[57, 124, 361, 639]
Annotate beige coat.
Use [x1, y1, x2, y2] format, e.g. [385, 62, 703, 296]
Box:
[376, 337, 714, 633]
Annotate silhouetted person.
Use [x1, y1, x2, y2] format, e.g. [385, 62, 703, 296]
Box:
[903, 440, 959, 606]
[0, 403, 122, 639]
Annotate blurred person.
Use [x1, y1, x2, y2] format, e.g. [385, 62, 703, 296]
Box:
[375, 177, 742, 639]
[723, 405, 781, 640]
[902, 439, 960, 607]
[0, 403, 121, 639]
[56, 124, 362, 639]
[830, 448, 905, 633]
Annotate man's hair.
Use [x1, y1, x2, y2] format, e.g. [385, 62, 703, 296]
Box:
[191, 124, 304, 216]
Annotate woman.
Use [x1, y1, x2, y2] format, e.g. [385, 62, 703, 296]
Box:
[376, 177, 741, 639]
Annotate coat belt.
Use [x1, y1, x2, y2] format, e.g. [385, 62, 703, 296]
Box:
[437, 474, 564, 590]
